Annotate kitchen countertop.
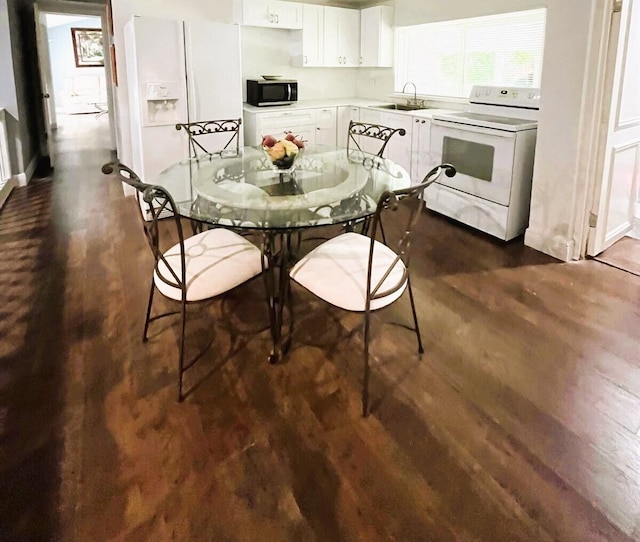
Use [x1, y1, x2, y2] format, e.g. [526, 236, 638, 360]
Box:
[242, 98, 460, 119]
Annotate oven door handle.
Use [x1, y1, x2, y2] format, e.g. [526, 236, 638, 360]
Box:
[431, 119, 517, 138]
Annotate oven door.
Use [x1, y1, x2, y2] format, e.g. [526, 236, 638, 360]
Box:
[430, 120, 516, 206]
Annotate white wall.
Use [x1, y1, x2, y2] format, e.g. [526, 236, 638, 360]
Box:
[392, 0, 605, 261]
[0, 0, 21, 175]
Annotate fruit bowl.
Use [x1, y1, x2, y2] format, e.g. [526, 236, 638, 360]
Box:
[261, 132, 305, 171]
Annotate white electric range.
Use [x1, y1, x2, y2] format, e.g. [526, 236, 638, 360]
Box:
[427, 85, 541, 241]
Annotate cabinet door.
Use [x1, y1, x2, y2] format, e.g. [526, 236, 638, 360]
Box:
[412, 117, 432, 185]
[269, 1, 302, 29]
[300, 3, 323, 66]
[382, 112, 413, 176]
[315, 107, 337, 147]
[323, 7, 360, 67]
[337, 106, 360, 147]
[323, 7, 341, 67]
[360, 6, 393, 67]
[339, 8, 361, 67]
[238, 0, 302, 28]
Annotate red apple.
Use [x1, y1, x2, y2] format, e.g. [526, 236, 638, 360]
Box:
[261, 135, 277, 148]
[292, 138, 304, 149]
[284, 132, 296, 142]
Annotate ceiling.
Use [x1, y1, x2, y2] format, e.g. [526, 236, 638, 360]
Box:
[45, 13, 99, 28]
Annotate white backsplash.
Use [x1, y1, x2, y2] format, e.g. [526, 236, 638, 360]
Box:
[241, 26, 392, 102]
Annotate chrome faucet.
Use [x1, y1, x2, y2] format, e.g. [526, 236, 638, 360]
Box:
[402, 81, 419, 106]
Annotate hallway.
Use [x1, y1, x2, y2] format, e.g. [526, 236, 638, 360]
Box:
[1, 128, 640, 540]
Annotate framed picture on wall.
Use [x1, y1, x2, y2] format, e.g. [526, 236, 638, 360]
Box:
[71, 28, 104, 68]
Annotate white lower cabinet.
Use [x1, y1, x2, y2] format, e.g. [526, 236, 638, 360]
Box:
[411, 117, 432, 185]
[244, 108, 317, 146]
[244, 106, 338, 148]
[337, 105, 360, 147]
[358, 108, 413, 175]
[315, 107, 337, 146]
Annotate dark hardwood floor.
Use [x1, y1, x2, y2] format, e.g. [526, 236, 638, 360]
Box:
[1, 118, 639, 541]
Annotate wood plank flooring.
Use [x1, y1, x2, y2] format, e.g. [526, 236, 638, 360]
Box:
[1, 124, 640, 540]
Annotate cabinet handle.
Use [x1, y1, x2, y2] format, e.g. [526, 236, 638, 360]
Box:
[304, 55, 307, 64]
[316, 127, 320, 130]
[415, 119, 419, 123]
[421, 120, 426, 124]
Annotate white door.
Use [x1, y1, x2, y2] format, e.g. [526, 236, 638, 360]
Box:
[588, 0, 640, 255]
[34, 4, 56, 167]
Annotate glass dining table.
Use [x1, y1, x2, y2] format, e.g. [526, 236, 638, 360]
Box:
[154, 145, 411, 363]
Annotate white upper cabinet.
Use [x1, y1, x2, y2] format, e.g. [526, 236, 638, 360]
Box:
[235, 0, 302, 29]
[323, 7, 361, 67]
[360, 5, 394, 68]
[296, 3, 324, 67]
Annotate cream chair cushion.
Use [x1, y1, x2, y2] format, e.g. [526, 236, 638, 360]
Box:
[154, 228, 262, 302]
[290, 232, 407, 312]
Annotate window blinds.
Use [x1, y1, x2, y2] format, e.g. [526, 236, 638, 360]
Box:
[395, 9, 546, 99]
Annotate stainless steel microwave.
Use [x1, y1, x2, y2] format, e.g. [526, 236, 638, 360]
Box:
[246, 79, 298, 106]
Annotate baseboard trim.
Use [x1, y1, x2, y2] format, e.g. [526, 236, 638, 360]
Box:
[524, 228, 574, 262]
[0, 178, 18, 209]
[24, 154, 39, 185]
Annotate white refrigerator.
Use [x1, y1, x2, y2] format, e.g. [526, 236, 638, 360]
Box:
[124, 16, 243, 187]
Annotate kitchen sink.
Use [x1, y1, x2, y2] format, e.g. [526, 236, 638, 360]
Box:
[372, 103, 427, 111]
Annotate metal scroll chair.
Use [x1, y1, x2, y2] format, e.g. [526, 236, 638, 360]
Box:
[176, 118, 242, 160]
[289, 163, 456, 417]
[101, 161, 264, 401]
[346, 119, 406, 159]
[176, 118, 242, 233]
[341, 120, 407, 234]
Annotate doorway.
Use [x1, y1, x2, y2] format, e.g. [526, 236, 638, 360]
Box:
[35, 1, 116, 164]
[43, 13, 111, 153]
[583, 0, 640, 275]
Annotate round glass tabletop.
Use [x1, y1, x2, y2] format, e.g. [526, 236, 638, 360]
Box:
[154, 145, 411, 231]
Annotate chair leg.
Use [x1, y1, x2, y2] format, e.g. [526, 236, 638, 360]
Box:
[407, 276, 424, 354]
[143, 279, 155, 342]
[362, 309, 371, 418]
[178, 298, 187, 402]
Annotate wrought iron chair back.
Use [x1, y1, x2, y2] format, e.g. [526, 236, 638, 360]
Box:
[366, 163, 457, 309]
[176, 118, 242, 159]
[101, 161, 187, 296]
[346, 120, 406, 159]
